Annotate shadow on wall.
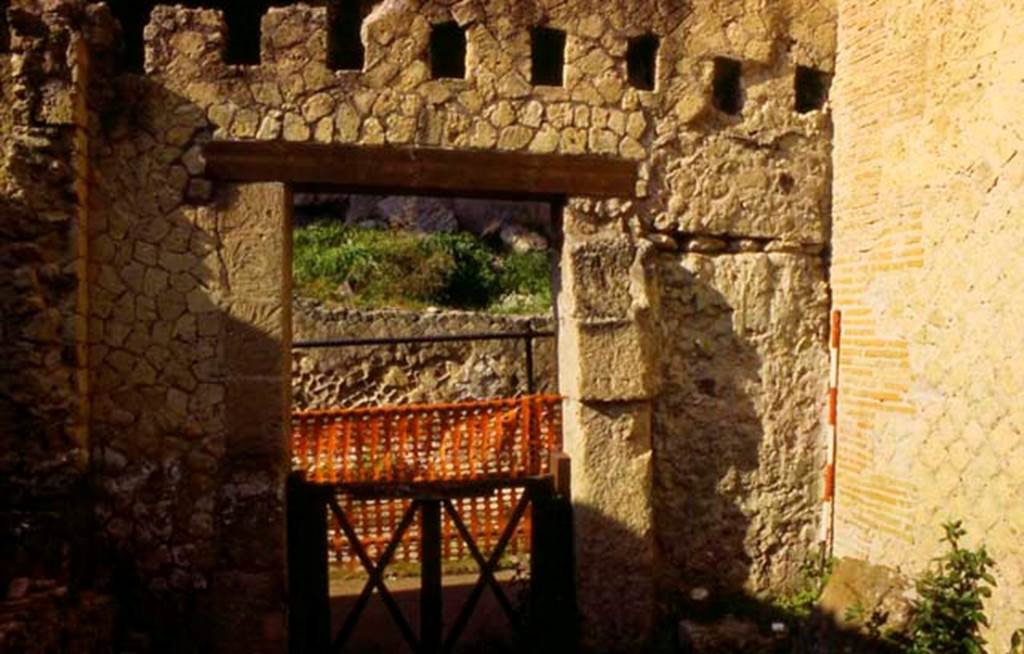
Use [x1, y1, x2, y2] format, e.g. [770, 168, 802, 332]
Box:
[653, 259, 765, 603]
[0, 196, 95, 600]
[650, 257, 766, 651]
[647, 252, 830, 651]
[95, 309, 288, 654]
[0, 5, 111, 636]
[83, 74, 292, 652]
[570, 504, 900, 654]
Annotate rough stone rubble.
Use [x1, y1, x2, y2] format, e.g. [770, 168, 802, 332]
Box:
[292, 302, 557, 409]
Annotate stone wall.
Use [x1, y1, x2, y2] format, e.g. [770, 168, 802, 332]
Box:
[654, 249, 828, 603]
[1, 0, 91, 510]
[0, 585, 114, 654]
[292, 301, 557, 409]
[0, 51, 12, 195]
[831, 0, 1024, 648]
[0, 0, 836, 651]
[0, 4, 121, 651]
[0, 0, 98, 620]
[86, 175, 293, 651]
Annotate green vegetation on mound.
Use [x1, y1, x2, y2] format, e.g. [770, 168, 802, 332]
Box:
[293, 219, 553, 314]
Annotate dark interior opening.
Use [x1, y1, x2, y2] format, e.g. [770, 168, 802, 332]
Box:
[429, 21, 466, 79]
[795, 65, 831, 113]
[108, 0, 152, 73]
[712, 56, 743, 115]
[778, 172, 795, 194]
[0, 0, 11, 54]
[222, 1, 268, 65]
[626, 33, 658, 91]
[530, 27, 565, 87]
[327, 0, 364, 71]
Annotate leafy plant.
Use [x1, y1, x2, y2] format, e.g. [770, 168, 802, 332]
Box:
[900, 520, 997, 654]
[429, 231, 503, 308]
[829, 524, 1016, 654]
[500, 251, 552, 298]
[293, 220, 450, 306]
[493, 250, 553, 314]
[773, 552, 836, 620]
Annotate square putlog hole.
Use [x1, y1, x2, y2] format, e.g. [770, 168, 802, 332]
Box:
[223, 4, 268, 66]
[0, 0, 10, 54]
[627, 33, 659, 91]
[105, 0, 152, 73]
[328, 0, 366, 71]
[712, 57, 743, 115]
[430, 21, 466, 79]
[795, 65, 831, 113]
[531, 26, 566, 86]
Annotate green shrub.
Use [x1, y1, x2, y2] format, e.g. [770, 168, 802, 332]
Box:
[292, 220, 553, 313]
[429, 231, 503, 309]
[292, 221, 452, 307]
[842, 522, 1024, 654]
[501, 251, 553, 297]
[896, 521, 998, 654]
[847, 521, 999, 654]
[494, 250, 554, 314]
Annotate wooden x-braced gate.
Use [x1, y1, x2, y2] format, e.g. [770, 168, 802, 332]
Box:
[286, 373, 573, 652]
[288, 471, 575, 654]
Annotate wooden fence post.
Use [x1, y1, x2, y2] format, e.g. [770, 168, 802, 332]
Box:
[530, 457, 578, 653]
[420, 499, 443, 654]
[287, 474, 331, 654]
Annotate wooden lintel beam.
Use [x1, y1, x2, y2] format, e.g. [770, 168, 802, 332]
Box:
[202, 140, 637, 199]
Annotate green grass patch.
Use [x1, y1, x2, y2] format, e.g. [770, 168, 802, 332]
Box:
[293, 219, 552, 313]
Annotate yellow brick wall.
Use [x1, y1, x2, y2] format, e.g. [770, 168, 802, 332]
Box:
[832, 0, 1024, 646]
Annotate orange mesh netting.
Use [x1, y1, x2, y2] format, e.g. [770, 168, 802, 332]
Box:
[322, 491, 533, 568]
[291, 395, 562, 485]
[291, 395, 563, 568]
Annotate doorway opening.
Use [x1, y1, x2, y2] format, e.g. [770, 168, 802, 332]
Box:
[202, 139, 638, 654]
[288, 190, 570, 653]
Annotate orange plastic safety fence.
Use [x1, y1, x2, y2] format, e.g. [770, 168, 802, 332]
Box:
[292, 395, 562, 570]
[325, 491, 533, 569]
[291, 395, 563, 484]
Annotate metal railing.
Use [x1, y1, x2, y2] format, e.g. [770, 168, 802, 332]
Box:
[292, 323, 555, 393]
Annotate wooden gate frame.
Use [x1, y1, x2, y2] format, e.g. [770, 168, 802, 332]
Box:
[287, 460, 575, 654]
